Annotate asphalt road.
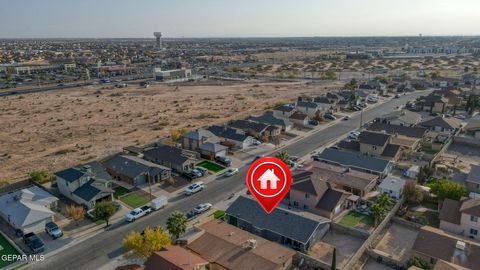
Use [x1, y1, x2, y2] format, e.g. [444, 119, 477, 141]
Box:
[27, 91, 428, 270]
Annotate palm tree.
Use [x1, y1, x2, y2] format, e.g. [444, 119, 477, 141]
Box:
[275, 151, 289, 165]
[376, 194, 394, 209]
[371, 203, 386, 226]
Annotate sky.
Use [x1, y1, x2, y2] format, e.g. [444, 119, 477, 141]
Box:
[0, 0, 479, 38]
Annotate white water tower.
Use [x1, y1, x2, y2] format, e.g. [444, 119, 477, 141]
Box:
[154, 32, 162, 49]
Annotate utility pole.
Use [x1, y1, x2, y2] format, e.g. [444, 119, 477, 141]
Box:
[360, 109, 364, 128]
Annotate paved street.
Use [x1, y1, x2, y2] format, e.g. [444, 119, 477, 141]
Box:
[25, 91, 428, 270]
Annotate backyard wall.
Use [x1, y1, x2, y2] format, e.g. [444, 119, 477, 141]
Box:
[331, 221, 370, 240]
[342, 198, 405, 270]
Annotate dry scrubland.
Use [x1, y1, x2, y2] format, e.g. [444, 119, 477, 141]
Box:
[232, 56, 480, 76]
[0, 80, 341, 182]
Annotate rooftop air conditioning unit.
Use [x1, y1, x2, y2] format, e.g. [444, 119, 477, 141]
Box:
[456, 241, 466, 251]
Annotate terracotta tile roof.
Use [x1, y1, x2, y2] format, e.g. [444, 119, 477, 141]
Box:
[187, 220, 295, 270]
[144, 246, 207, 270]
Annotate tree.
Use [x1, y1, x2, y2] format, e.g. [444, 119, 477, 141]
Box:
[170, 128, 187, 142]
[30, 170, 51, 184]
[465, 66, 470, 73]
[344, 79, 358, 90]
[403, 181, 423, 205]
[466, 95, 480, 115]
[376, 194, 394, 209]
[66, 204, 85, 226]
[371, 203, 386, 226]
[166, 211, 187, 239]
[331, 248, 336, 270]
[406, 257, 432, 270]
[275, 150, 290, 165]
[93, 201, 117, 227]
[122, 227, 171, 259]
[429, 179, 466, 201]
[417, 165, 434, 185]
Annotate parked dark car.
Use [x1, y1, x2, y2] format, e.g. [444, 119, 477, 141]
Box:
[45, 222, 63, 239]
[23, 232, 45, 253]
[308, 120, 319, 126]
[215, 156, 231, 167]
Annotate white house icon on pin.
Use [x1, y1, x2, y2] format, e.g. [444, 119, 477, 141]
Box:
[258, 169, 280, 189]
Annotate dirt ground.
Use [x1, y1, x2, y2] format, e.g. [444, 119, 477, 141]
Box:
[0, 80, 340, 182]
[310, 230, 364, 269]
[374, 223, 419, 263]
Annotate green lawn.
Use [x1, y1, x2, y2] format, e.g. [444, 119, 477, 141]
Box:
[212, 210, 226, 219]
[197, 161, 224, 173]
[120, 192, 150, 208]
[339, 211, 375, 228]
[113, 186, 130, 199]
[0, 234, 21, 268]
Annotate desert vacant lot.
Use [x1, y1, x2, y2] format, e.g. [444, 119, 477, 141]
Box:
[0, 80, 341, 182]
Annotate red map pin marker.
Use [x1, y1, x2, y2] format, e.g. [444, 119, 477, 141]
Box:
[246, 156, 292, 213]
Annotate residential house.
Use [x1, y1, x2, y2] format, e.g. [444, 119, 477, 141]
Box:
[229, 119, 281, 141]
[463, 120, 480, 139]
[314, 148, 393, 177]
[420, 116, 462, 134]
[412, 226, 480, 269]
[377, 176, 406, 199]
[296, 101, 321, 119]
[377, 110, 422, 127]
[313, 96, 338, 112]
[439, 197, 480, 240]
[103, 155, 171, 186]
[358, 131, 401, 161]
[181, 129, 228, 159]
[466, 165, 480, 194]
[143, 144, 196, 173]
[284, 170, 351, 219]
[310, 161, 379, 197]
[55, 163, 113, 209]
[198, 142, 229, 160]
[418, 95, 451, 114]
[186, 219, 296, 270]
[0, 186, 58, 233]
[181, 129, 216, 152]
[368, 122, 427, 139]
[289, 112, 309, 126]
[272, 104, 295, 119]
[206, 125, 254, 150]
[122, 145, 144, 157]
[144, 245, 208, 270]
[249, 113, 293, 131]
[225, 196, 330, 252]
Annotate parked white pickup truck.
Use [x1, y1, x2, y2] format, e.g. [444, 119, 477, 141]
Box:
[125, 205, 152, 222]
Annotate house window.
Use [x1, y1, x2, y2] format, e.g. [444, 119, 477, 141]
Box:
[470, 228, 478, 236]
[373, 146, 377, 150]
[293, 201, 299, 207]
[471, 216, 479, 222]
[303, 204, 309, 210]
[305, 193, 310, 199]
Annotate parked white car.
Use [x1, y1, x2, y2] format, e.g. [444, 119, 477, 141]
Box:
[125, 206, 152, 222]
[193, 203, 212, 214]
[225, 168, 239, 177]
[252, 139, 261, 145]
[185, 182, 205, 196]
[348, 131, 361, 139]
